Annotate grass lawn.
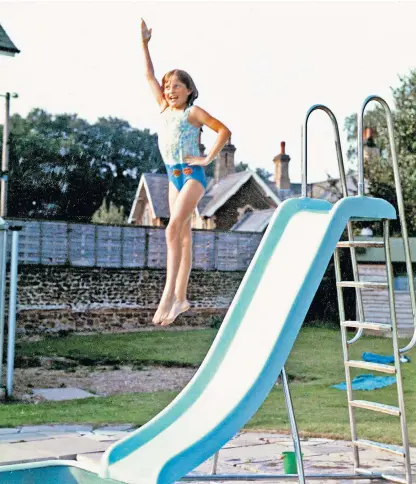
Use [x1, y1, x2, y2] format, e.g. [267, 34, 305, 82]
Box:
[2, 327, 415, 445]
[15, 329, 217, 367]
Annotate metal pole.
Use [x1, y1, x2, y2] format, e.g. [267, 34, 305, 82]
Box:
[357, 111, 364, 197]
[383, 220, 411, 484]
[0, 228, 8, 387]
[211, 451, 219, 475]
[334, 248, 360, 469]
[1, 93, 10, 218]
[359, 95, 416, 353]
[6, 228, 19, 397]
[301, 124, 307, 197]
[281, 367, 306, 483]
[301, 104, 365, 345]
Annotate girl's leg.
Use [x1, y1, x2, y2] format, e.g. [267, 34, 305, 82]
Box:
[175, 219, 192, 302]
[153, 180, 204, 324]
[160, 219, 192, 326]
[152, 182, 180, 324]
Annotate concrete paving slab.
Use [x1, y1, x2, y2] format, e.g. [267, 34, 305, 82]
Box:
[54, 425, 95, 432]
[217, 448, 290, 465]
[84, 431, 129, 442]
[304, 444, 353, 455]
[0, 427, 21, 435]
[0, 443, 57, 466]
[32, 387, 98, 401]
[49, 432, 88, 439]
[21, 424, 93, 433]
[28, 436, 114, 460]
[93, 425, 134, 432]
[77, 452, 103, 466]
[0, 432, 52, 443]
[193, 456, 261, 475]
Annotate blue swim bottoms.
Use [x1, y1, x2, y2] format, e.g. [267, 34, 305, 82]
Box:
[166, 163, 207, 191]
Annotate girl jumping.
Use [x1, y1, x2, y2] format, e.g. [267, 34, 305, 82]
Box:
[140, 18, 232, 326]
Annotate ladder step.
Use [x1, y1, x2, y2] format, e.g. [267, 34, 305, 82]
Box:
[345, 360, 396, 374]
[353, 439, 405, 457]
[337, 281, 388, 290]
[350, 400, 400, 416]
[337, 241, 385, 248]
[341, 321, 392, 331]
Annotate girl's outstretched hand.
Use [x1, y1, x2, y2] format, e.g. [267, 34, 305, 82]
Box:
[184, 155, 211, 167]
[141, 18, 152, 43]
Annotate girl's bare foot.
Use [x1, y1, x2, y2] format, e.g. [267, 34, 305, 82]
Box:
[152, 295, 175, 325]
[161, 299, 191, 326]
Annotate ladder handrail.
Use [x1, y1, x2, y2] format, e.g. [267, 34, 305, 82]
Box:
[301, 105, 365, 345]
[301, 104, 348, 198]
[359, 95, 416, 353]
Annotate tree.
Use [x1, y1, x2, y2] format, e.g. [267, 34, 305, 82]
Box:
[255, 167, 273, 182]
[344, 69, 416, 235]
[91, 198, 126, 224]
[235, 161, 249, 172]
[3, 109, 163, 221]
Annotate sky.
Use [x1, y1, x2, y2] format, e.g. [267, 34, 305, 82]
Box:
[1, 0, 416, 183]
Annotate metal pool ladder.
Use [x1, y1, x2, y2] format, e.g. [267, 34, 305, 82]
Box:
[333, 95, 416, 484]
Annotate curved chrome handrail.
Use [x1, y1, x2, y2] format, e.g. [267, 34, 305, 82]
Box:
[301, 105, 347, 198]
[359, 95, 416, 353]
[301, 104, 365, 344]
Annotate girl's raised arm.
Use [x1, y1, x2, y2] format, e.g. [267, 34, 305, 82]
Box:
[141, 18, 167, 110]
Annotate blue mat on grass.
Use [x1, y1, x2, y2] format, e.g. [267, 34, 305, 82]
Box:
[332, 374, 396, 391]
[362, 352, 410, 364]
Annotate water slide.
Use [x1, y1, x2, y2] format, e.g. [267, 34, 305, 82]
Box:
[0, 196, 395, 484]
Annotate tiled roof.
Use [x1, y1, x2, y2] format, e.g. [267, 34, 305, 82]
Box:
[230, 208, 276, 232]
[0, 25, 20, 55]
[143, 174, 170, 218]
[199, 171, 252, 216]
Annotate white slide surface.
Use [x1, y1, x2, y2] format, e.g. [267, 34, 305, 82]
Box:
[100, 196, 395, 484]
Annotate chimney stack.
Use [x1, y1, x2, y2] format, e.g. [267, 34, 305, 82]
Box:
[363, 127, 379, 163]
[215, 137, 236, 183]
[273, 141, 291, 190]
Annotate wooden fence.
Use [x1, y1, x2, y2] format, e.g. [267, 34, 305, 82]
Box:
[5, 219, 263, 272]
[358, 264, 415, 335]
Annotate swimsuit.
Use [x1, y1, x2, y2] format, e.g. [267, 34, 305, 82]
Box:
[158, 105, 207, 191]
